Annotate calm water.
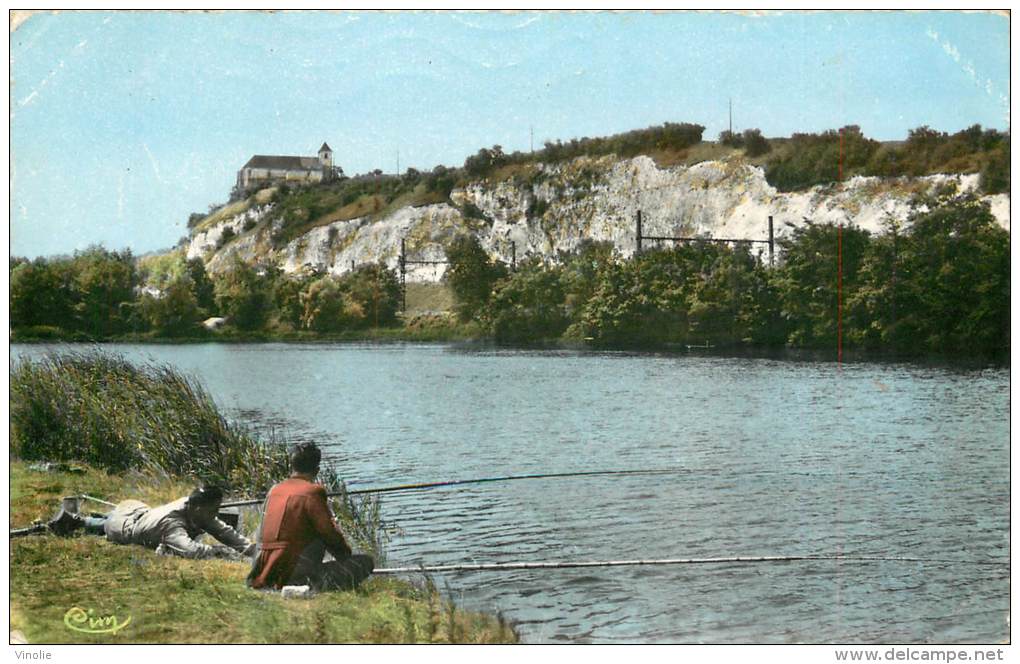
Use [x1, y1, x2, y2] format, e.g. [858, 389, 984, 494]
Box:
[11, 343, 1010, 643]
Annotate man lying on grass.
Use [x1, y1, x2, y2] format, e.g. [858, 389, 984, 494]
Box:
[49, 485, 255, 560]
[247, 442, 374, 592]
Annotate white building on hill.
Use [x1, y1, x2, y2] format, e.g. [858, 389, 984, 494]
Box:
[235, 142, 339, 191]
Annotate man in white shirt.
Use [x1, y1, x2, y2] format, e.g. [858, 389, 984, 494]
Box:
[49, 485, 254, 560]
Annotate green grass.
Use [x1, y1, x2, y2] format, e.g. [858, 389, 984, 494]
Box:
[9, 462, 519, 644]
[193, 199, 255, 234]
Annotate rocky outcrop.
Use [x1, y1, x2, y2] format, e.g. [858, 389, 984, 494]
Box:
[187, 155, 1009, 282]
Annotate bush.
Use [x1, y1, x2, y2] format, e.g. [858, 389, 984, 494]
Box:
[139, 278, 202, 337]
[10, 351, 289, 490]
[300, 276, 361, 332]
[72, 246, 139, 337]
[980, 142, 1010, 194]
[742, 129, 771, 157]
[217, 227, 237, 249]
[485, 260, 569, 343]
[765, 126, 879, 191]
[339, 263, 402, 327]
[10, 258, 76, 329]
[444, 235, 508, 322]
[719, 130, 743, 148]
[213, 258, 274, 330]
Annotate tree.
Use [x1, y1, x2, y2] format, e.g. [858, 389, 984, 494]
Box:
[72, 246, 138, 337]
[559, 240, 617, 327]
[893, 196, 1008, 354]
[578, 248, 694, 346]
[186, 257, 217, 314]
[139, 276, 201, 336]
[463, 145, 507, 177]
[273, 274, 311, 329]
[742, 129, 771, 157]
[773, 221, 871, 348]
[339, 263, 402, 328]
[444, 235, 508, 322]
[719, 130, 743, 148]
[484, 259, 569, 343]
[980, 142, 1010, 194]
[213, 257, 273, 330]
[10, 257, 76, 330]
[300, 276, 360, 332]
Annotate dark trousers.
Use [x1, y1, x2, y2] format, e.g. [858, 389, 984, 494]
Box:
[287, 540, 375, 591]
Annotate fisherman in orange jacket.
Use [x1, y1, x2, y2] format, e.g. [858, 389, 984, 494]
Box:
[247, 442, 374, 591]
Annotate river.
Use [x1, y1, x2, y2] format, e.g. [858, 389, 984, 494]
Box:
[10, 343, 1010, 643]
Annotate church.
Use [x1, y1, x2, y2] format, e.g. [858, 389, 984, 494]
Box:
[235, 142, 339, 191]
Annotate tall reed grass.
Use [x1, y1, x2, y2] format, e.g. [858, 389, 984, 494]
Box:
[10, 350, 290, 491]
[319, 467, 389, 564]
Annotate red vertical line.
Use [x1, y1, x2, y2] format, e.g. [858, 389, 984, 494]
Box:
[838, 226, 843, 364]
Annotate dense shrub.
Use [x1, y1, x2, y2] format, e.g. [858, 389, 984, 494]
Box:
[71, 246, 139, 337]
[851, 195, 1009, 354]
[213, 258, 274, 330]
[10, 257, 76, 330]
[485, 259, 569, 343]
[765, 126, 879, 191]
[339, 263, 402, 328]
[772, 221, 871, 347]
[742, 129, 771, 157]
[300, 276, 361, 332]
[444, 235, 509, 322]
[138, 277, 202, 336]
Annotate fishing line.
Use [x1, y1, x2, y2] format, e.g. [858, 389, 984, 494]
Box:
[219, 468, 683, 508]
[373, 554, 1009, 575]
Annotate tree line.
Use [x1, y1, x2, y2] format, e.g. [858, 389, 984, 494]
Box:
[445, 193, 1009, 358]
[12, 193, 1008, 358]
[10, 249, 402, 339]
[764, 124, 1009, 193]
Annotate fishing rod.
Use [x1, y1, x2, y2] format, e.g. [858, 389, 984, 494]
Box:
[374, 554, 1010, 575]
[219, 468, 684, 509]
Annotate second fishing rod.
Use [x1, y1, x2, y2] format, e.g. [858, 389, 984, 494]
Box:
[219, 467, 683, 509]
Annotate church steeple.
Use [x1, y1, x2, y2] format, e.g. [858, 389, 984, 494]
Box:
[318, 142, 333, 168]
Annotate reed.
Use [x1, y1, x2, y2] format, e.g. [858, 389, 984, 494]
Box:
[320, 467, 389, 564]
[10, 350, 289, 491]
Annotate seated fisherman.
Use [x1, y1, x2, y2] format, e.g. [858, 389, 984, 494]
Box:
[48, 485, 254, 560]
[247, 442, 374, 591]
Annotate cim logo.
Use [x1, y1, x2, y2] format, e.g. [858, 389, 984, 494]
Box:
[63, 606, 131, 635]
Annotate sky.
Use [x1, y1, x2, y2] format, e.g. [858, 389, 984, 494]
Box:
[9, 10, 1010, 258]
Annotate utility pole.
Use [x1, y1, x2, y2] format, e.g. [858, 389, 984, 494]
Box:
[636, 210, 643, 255]
[530, 126, 534, 154]
[768, 215, 774, 267]
[396, 149, 400, 177]
[729, 98, 732, 136]
[399, 238, 406, 313]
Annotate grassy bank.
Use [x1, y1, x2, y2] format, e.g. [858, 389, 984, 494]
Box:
[10, 462, 518, 644]
[9, 353, 518, 643]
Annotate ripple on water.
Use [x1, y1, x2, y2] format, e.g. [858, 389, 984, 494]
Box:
[12, 343, 1007, 644]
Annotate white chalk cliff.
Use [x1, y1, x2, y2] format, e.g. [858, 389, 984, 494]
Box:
[187, 155, 1010, 282]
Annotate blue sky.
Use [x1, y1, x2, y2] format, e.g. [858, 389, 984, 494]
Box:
[9, 10, 1010, 258]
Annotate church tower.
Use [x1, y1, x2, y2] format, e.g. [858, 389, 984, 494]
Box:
[318, 142, 333, 170]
